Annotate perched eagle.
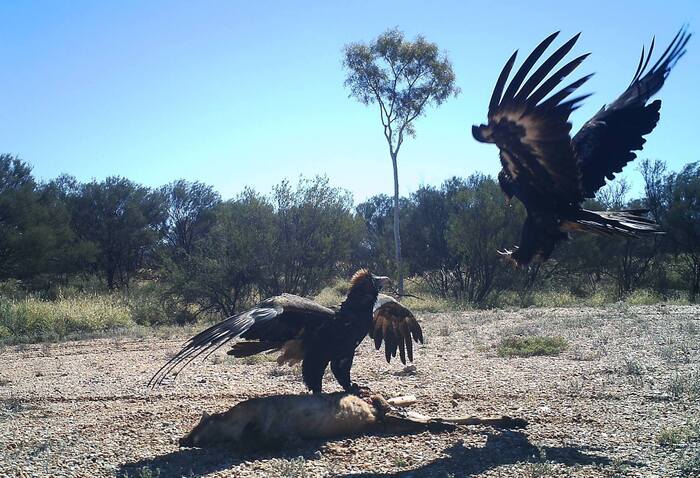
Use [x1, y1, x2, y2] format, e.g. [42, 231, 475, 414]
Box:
[149, 269, 423, 393]
[472, 27, 690, 266]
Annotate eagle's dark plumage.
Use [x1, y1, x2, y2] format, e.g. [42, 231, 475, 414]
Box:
[148, 270, 423, 393]
[473, 27, 690, 266]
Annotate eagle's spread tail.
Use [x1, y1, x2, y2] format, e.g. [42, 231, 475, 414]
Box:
[500, 209, 662, 268]
[561, 209, 662, 237]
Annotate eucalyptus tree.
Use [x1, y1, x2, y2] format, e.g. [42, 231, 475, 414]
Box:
[343, 28, 459, 293]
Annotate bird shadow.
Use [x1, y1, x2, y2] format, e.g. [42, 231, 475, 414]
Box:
[117, 427, 629, 478]
[117, 426, 432, 478]
[117, 444, 320, 478]
[339, 429, 634, 477]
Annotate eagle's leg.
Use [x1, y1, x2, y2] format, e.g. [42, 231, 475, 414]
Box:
[330, 355, 354, 392]
[331, 355, 372, 397]
[302, 355, 329, 394]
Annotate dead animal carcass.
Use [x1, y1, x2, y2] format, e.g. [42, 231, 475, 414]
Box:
[179, 392, 526, 449]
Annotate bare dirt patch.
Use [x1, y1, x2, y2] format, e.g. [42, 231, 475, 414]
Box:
[1, 304, 698, 477]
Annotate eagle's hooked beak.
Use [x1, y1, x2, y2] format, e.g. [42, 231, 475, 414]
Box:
[372, 275, 391, 290]
[472, 124, 493, 143]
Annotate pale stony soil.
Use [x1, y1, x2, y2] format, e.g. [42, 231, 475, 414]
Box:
[1, 304, 699, 478]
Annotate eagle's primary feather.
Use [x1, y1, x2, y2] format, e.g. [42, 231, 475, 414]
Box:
[473, 27, 690, 266]
[149, 271, 422, 394]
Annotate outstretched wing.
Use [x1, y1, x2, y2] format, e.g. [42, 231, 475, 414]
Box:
[473, 32, 593, 204]
[148, 293, 334, 387]
[573, 26, 690, 198]
[369, 294, 424, 364]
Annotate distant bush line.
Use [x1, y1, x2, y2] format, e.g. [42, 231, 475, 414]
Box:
[1, 154, 699, 342]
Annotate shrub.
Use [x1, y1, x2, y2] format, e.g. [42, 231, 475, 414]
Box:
[626, 289, 663, 305]
[656, 422, 699, 446]
[668, 370, 700, 399]
[497, 336, 568, 358]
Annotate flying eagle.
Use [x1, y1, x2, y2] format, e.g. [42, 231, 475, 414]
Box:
[149, 269, 423, 393]
[472, 27, 690, 266]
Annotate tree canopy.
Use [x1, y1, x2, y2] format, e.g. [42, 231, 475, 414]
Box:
[343, 28, 459, 293]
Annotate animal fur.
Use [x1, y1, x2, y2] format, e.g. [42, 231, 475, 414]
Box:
[179, 392, 527, 449]
[179, 393, 378, 448]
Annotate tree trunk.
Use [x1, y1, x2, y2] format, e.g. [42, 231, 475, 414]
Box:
[391, 152, 404, 294]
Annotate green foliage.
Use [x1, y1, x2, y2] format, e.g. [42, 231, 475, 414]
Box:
[163, 176, 360, 316]
[625, 289, 663, 305]
[445, 175, 524, 304]
[314, 278, 348, 307]
[0, 155, 93, 284]
[161, 179, 221, 256]
[71, 176, 167, 289]
[497, 336, 568, 358]
[1, 146, 700, 339]
[167, 188, 277, 317]
[355, 194, 409, 276]
[270, 456, 308, 478]
[342, 28, 459, 148]
[268, 176, 362, 296]
[123, 466, 161, 478]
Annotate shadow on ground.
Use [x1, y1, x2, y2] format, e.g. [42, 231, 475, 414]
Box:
[118, 429, 626, 477]
[118, 445, 321, 478]
[340, 430, 624, 477]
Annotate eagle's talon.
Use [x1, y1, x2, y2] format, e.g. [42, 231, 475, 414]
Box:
[349, 383, 373, 399]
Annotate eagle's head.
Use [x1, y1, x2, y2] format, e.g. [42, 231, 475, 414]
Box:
[350, 269, 390, 294]
[347, 269, 391, 308]
[472, 124, 494, 143]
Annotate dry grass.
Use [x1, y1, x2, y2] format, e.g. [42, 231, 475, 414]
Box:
[668, 370, 700, 399]
[0, 295, 133, 344]
[656, 421, 700, 446]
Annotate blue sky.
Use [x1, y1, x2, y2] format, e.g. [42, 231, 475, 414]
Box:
[1, 0, 697, 202]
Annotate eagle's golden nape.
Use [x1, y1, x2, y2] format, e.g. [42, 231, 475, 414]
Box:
[472, 26, 690, 266]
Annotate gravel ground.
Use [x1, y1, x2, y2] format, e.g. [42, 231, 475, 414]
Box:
[1, 304, 699, 477]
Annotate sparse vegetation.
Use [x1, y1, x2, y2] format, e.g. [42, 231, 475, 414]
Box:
[1, 305, 698, 476]
[523, 461, 558, 478]
[660, 343, 691, 364]
[497, 336, 568, 358]
[270, 456, 308, 478]
[680, 449, 700, 475]
[656, 422, 700, 446]
[123, 466, 161, 478]
[0, 398, 23, 419]
[623, 359, 644, 376]
[269, 364, 301, 377]
[241, 353, 277, 365]
[668, 370, 700, 399]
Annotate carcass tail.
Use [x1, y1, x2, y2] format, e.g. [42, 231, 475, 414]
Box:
[562, 208, 662, 237]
